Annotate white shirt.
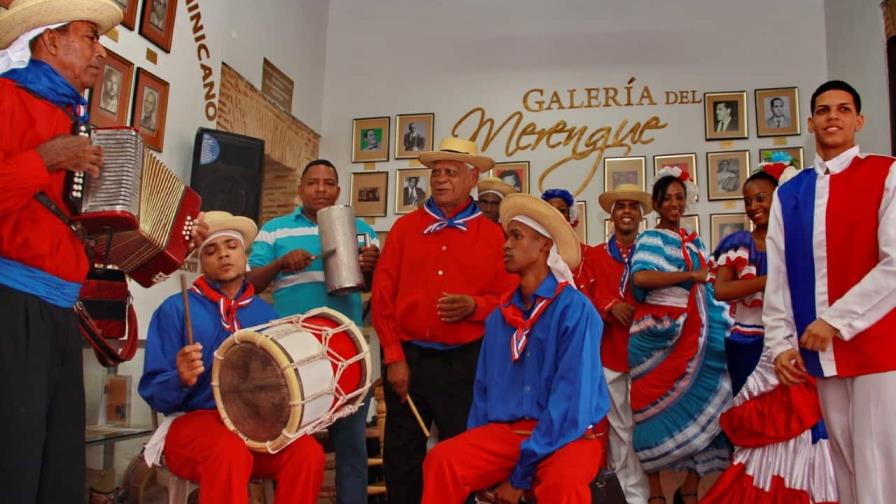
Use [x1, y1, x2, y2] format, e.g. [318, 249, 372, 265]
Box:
[763, 145, 896, 368]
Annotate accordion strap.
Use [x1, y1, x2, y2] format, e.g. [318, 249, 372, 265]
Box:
[76, 299, 139, 367]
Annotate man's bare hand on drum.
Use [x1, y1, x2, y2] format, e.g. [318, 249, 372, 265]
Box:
[35, 135, 103, 178]
[387, 361, 410, 402]
[278, 249, 316, 272]
[359, 245, 380, 273]
[177, 343, 204, 387]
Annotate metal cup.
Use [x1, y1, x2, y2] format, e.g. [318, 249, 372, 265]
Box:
[318, 205, 365, 296]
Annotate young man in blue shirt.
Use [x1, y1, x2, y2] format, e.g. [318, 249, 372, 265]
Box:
[139, 211, 324, 504]
[421, 193, 611, 503]
[247, 159, 380, 503]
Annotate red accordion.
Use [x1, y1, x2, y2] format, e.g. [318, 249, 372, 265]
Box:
[64, 127, 202, 287]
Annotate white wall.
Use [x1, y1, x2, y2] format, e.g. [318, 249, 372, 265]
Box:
[824, 0, 891, 154]
[321, 0, 828, 242]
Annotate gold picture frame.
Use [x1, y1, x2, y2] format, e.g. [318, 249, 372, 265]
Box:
[604, 156, 646, 191]
[755, 87, 800, 137]
[653, 153, 698, 188]
[705, 91, 748, 140]
[394, 113, 434, 159]
[350, 171, 388, 217]
[759, 147, 804, 170]
[352, 116, 390, 163]
[710, 213, 753, 252]
[489, 162, 530, 194]
[395, 168, 431, 214]
[706, 150, 751, 200]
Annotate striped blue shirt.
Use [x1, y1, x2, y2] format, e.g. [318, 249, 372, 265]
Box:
[248, 206, 379, 325]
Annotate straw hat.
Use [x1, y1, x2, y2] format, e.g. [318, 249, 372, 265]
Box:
[418, 137, 495, 173]
[499, 193, 581, 269]
[477, 177, 516, 198]
[598, 183, 653, 215]
[0, 0, 123, 49]
[203, 211, 258, 248]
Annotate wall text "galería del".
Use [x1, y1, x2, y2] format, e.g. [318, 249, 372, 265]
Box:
[451, 78, 700, 194]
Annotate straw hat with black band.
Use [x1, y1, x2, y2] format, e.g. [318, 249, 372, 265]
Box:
[0, 0, 122, 49]
[478, 177, 516, 199]
[418, 137, 495, 173]
[500, 193, 582, 275]
[598, 183, 653, 215]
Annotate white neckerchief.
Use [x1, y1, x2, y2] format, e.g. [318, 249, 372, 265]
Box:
[0, 24, 65, 74]
[511, 215, 576, 286]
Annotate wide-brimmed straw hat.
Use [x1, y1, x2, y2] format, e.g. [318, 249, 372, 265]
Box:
[202, 211, 258, 249]
[0, 0, 123, 49]
[418, 137, 495, 173]
[499, 193, 581, 269]
[598, 183, 653, 215]
[477, 177, 516, 198]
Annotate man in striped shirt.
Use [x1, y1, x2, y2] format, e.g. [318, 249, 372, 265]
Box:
[248, 159, 380, 504]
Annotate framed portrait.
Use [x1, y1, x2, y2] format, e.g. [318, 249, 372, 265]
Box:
[490, 162, 530, 194]
[759, 146, 804, 170]
[111, 0, 138, 30]
[706, 150, 750, 200]
[395, 168, 431, 214]
[710, 213, 753, 252]
[653, 153, 698, 187]
[755, 87, 800, 137]
[139, 0, 177, 52]
[352, 117, 390, 163]
[130, 68, 169, 152]
[394, 113, 434, 159]
[604, 218, 647, 242]
[704, 91, 748, 140]
[604, 156, 646, 191]
[350, 171, 388, 217]
[574, 201, 587, 243]
[88, 47, 133, 128]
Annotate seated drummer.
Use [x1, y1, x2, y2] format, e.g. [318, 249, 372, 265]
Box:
[138, 211, 324, 504]
[421, 194, 611, 503]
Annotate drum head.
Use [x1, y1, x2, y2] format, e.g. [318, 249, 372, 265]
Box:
[218, 343, 291, 443]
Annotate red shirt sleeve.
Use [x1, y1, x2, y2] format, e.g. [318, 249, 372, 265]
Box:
[371, 217, 409, 364]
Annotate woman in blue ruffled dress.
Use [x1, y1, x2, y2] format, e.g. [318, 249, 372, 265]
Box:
[628, 168, 732, 504]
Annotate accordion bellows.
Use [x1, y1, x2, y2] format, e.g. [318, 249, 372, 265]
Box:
[71, 128, 202, 287]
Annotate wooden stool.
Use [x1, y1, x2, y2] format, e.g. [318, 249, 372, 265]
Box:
[154, 464, 275, 504]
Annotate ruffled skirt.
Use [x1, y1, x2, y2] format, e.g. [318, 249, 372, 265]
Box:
[628, 284, 732, 473]
[702, 352, 839, 503]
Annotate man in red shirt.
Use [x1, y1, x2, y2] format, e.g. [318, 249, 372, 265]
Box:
[372, 137, 515, 504]
[587, 183, 652, 503]
[0, 2, 204, 501]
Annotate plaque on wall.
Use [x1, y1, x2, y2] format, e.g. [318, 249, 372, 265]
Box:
[262, 58, 294, 113]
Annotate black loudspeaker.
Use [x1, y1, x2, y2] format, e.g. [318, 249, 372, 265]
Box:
[190, 128, 265, 223]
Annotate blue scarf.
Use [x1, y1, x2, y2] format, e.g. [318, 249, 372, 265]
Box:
[2, 59, 88, 122]
[422, 198, 482, 234]
[608, 233, 635, 298]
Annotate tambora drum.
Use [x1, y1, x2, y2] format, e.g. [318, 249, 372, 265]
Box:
[211, 307, 371, 453]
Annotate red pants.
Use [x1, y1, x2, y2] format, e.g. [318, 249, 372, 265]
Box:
[164, 410, 324, 504]
[421, 421, 607, 503]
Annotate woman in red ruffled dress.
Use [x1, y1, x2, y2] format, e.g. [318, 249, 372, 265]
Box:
[703, 161, 838, 503]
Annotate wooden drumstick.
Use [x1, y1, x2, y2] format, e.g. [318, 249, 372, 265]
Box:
[180, 274, 194, 346]
[406, 396, 430, 438]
